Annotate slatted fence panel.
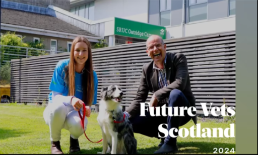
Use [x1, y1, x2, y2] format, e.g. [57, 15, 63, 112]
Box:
[10, 31, 236, 114]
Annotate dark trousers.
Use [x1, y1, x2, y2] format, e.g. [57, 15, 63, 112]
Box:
[129, 89, 191, 145]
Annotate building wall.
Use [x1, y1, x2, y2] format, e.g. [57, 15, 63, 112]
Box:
[2, 31, 73, 51]
[94, 0, 149, 23]
[166, 16, 235, 38]
[4, 0, 70, 10]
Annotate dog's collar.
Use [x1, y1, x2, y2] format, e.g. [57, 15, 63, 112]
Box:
[106, 110, 126, 124]
[113, 113, 126, 124]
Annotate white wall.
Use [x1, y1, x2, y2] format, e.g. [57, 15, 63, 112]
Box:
[166, 16, 236, 39]
[166, 25, 183, 39]
[185, 16, 236, 37]
[94, 0, 148, 23]
[104, 20, 114, 36]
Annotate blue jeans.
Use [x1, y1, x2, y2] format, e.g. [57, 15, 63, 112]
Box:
[129, 89, 191, 145]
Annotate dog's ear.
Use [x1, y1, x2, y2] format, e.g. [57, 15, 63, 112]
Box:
[100, 87, 108, 99]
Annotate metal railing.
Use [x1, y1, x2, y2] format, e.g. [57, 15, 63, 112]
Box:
[0, 45, 65, 67]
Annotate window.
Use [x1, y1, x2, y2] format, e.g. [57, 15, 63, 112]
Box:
[79, 5, 85, 18]
[70, 1, 94, 20]
[160, 0, 171, 26]
[85, 4, 89, 19]
[160, 11, 170, 26]
[70, 8, 75, 14]
[67, 42, 72, 52]
[50, 39, 57, 51]
[189, 0, 208, 22]
[229, 0, 235, 16]
[74, 7, 78, 15]
[33, 37, 40, 43]
[88, 2, 94, 20]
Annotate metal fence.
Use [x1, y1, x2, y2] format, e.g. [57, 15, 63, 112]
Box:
[0, 45, 65, 67]
[10, 31, 236, 114]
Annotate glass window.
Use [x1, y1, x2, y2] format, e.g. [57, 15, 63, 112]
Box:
[74, 7, 78, 15]
[160, 11, 170, 26]
[70, 7, 75, 14]
[189, 0, 207, 5]
[229, 0, 235, 16]
[89, 2, 94, 20]
[33, 37, 40, 43]
[79, 5, 85, 18]
[166, 0, 171, 10]
[189, 2, 207, 22]
[189, 0, 196, 5]
[197, 0, 207, 4]
[160, 0, 166, 12]
[160, 0, 171, 26]
[50, 40, 57, 51]
[160, 0, 171, 11]
[85, 4, 89, 19]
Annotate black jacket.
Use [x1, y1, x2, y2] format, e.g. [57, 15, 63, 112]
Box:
[126, 52, 196, 120]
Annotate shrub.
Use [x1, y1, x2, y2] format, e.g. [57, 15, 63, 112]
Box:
[92, 39, 108, 49]
[0, 62, 11, 84]
[0, 32, 47, 65]
[223, 99, 236, 124]
[0, 32, 29, 66]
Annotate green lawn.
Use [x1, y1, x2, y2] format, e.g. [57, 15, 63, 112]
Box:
[0, 103, 235, 154]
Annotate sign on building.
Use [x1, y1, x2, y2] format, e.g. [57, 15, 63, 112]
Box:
[114, 17, 166, 40]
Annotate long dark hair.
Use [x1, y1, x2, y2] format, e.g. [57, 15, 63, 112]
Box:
[65, 36, 94, 106]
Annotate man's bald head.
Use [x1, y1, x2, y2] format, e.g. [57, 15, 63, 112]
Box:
[145, 35, 167, 68]
[146, 35, 164, 49]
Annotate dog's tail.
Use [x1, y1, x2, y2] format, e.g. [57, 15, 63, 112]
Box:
[124, 133, 137, 154]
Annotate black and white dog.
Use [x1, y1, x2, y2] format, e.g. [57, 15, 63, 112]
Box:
[97, 85, 137, 154]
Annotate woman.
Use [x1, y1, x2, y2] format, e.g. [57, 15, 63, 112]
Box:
[43, 36, 98, 154]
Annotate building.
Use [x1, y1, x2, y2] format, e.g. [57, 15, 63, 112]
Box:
[1, 0, 236, 48]
[1, 0, 102, 51]
[67, 0, 235, 46]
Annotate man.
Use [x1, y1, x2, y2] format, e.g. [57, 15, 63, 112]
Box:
[124, 35, 197, 154]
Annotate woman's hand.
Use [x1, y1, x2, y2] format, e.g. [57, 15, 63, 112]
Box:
[85, 106, 91, 117]
[71, 97, 84, 111]
[71, 97, 91, 117]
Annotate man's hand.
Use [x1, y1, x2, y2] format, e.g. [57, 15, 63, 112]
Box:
[150, 94, 158, 108]
[124, 111, 130, 118]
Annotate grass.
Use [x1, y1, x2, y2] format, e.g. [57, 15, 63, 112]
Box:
[0, 103, 235, 154]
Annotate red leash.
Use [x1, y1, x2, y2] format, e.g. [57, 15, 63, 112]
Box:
[78, 103, 103, 143]
[78, 103, 126, 143]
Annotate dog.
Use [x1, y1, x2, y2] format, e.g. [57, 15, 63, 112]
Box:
[97, 85, 137, 154]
